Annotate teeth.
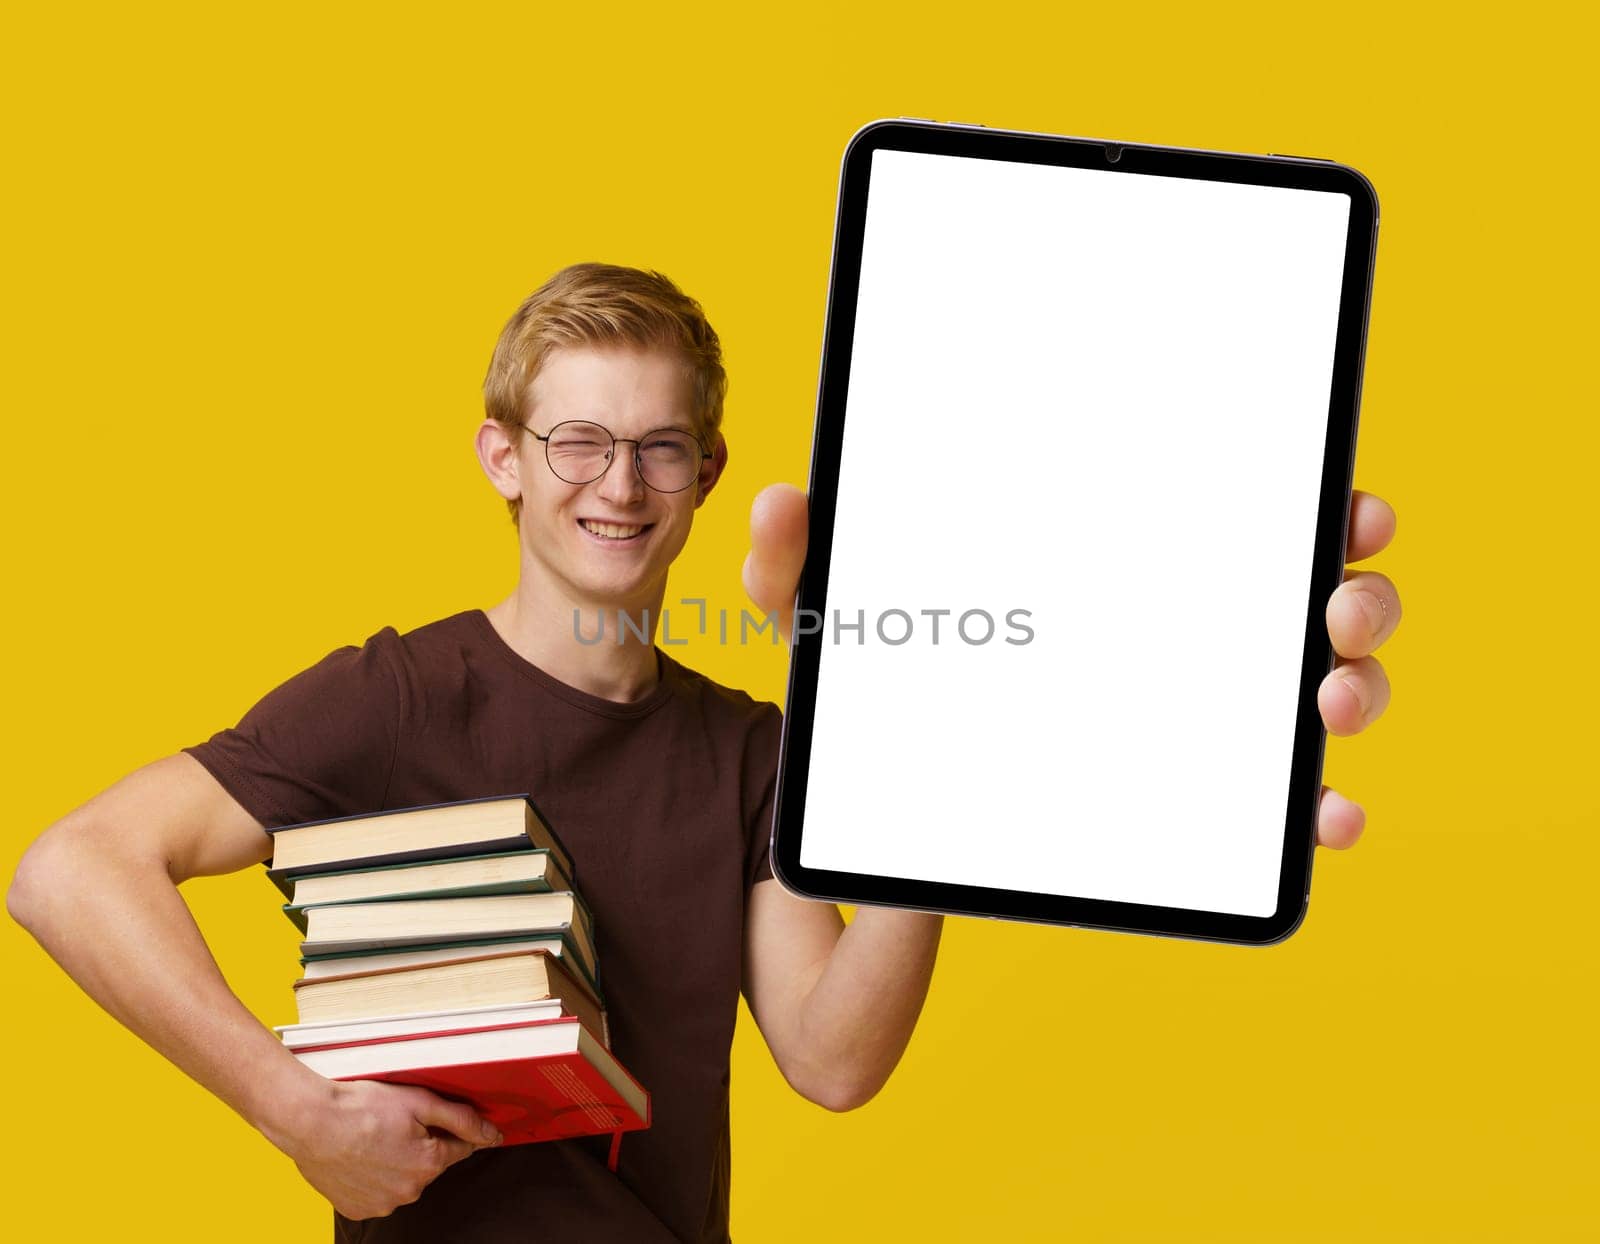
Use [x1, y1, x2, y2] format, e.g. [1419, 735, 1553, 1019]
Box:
[581, 520, 646, 539]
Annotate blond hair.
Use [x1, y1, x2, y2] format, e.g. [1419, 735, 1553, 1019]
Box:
[484, 263, 727, 524]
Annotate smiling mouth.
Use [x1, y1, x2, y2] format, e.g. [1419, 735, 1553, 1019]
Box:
[578, 518, 652, 542]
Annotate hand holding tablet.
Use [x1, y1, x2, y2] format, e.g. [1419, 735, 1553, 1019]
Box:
[747, 120, 1398, 946]
[745, 483, 1397, 845]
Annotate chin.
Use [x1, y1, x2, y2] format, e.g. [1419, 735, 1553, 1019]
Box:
[578, 568, 669, 609]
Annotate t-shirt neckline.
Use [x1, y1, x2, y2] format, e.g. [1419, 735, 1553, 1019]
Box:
[467, 608, 678, 720]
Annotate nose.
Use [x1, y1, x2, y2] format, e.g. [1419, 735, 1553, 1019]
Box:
[594, 440, 647, 506]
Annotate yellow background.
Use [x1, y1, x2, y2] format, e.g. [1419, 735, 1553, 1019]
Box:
[3, 2, 1592, 1240]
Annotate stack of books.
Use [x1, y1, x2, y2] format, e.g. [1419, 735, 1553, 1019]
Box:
[268, 795, 649, 1164]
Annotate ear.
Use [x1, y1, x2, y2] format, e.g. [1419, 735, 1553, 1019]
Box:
[694, 433, 728, 510]
[476, 418, 524, 504]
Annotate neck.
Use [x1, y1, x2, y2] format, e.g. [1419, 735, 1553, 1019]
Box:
[485, 567, 667, 705]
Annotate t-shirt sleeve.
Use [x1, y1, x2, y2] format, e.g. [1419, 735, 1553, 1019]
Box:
[182, 628, 404, 830]
[742, 702, 784, 891]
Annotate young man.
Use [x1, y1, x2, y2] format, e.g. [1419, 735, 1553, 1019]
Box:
[8, 264, 1401, 1241]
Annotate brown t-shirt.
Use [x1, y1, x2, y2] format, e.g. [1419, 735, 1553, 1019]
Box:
[185, 609, 782, 1243]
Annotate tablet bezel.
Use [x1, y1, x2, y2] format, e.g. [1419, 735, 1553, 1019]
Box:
[770, 119, 1379, 946]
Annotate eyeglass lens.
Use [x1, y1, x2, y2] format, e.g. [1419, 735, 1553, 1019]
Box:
[544, 421, 702, 493]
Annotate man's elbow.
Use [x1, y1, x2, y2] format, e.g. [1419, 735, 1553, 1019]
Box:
[8, 832, 63, 933]
[797, 1069, 883, 1114]
[8, 820, 99, 934]
[810, 1083, 876, 1114]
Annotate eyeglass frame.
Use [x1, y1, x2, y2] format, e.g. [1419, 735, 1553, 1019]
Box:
[519, 419, 713, 495]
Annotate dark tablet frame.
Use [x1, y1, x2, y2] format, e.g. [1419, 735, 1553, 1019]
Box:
[770, 118, 1380, 947]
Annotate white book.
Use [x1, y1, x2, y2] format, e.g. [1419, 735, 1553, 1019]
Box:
[276, 1000, 566, 1050]
[299, 935, 573, 980]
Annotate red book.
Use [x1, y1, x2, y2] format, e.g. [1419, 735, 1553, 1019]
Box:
[292, 1017, 649, 1163]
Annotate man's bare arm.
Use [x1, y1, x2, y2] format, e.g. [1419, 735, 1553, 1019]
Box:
[741, 881, 941, 1111]
[8, 753, 500, 1220]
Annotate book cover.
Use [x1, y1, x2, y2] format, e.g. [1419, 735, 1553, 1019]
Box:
[294, 1019, 649, 1149]
[298, 932, 603, 1001]
[264, 794, 571, 898]
[286, 848, 570, 908]
[298, 891, 598, 983]
[275, 1000, 568, 1049]
[282, 862, 569, 934]
[290, 947, 606, 1040]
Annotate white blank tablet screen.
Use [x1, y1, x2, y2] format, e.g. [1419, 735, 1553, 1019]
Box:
[800, 148, 1351, 918]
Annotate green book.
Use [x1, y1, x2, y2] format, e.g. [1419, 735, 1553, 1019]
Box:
[297, 891, 599, 991]
[280, 849, 573, 933]
[298, 931, 603, 1002]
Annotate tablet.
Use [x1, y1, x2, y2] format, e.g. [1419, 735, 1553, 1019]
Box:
[771, 119, 1379, 946]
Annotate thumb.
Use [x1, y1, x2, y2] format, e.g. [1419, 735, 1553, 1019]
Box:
[404, 1088, 502, 1147]
[426, 1132, 480, 1173]
[743, 483, 808, 641]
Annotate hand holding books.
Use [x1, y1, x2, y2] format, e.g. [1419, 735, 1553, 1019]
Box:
[270, 1075, 503, 1223]
[266, 794, 650, 1211]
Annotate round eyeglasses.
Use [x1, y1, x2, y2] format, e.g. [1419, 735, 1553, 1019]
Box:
[522, 420, 709, 494]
